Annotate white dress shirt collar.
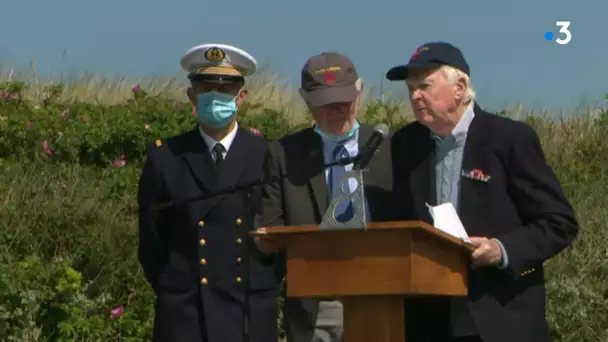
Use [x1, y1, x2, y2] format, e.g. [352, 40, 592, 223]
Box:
[198, 121, 239, 152]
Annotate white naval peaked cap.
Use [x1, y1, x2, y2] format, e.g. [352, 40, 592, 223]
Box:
[180, 43, 257, 79]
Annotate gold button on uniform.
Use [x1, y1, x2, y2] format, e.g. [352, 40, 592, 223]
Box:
[198, 220, 205, 227]
[201, 277, 208, 285]
[236, 218, 242, 225]
[200, 258, 207, 265]
[236, 257, 242, 264]
[236, 238, 242, 245]
[520, 268, 536, 277]
[236, 277, 242, 283]
[199, 239, 206, 246]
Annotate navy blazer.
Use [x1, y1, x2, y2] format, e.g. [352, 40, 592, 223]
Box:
[391, 104, 578, 342]
[138, 127, 278, 342]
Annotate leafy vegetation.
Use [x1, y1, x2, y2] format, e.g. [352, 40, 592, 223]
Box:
[0, 77, 606, 341]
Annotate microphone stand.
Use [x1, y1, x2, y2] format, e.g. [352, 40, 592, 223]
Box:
[151, 157, 361, 212]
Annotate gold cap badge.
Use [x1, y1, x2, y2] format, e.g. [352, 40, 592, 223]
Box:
[205, 47, 225, 63]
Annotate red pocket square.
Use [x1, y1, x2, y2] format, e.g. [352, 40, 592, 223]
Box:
[461, 168, 491, 182]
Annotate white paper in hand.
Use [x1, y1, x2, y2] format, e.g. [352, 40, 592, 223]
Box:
[426, 202, 471, 244]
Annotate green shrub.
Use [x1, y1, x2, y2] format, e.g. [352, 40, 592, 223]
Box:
[0, 82, 606, 341]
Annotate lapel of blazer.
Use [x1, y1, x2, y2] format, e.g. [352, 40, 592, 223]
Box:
[459, 109, 490, 225]
[406, 105, 492, 224]
[305, 129, 329, 219]
[358, 124, 375, 187]
[214, 127, 254, 191]
[181, 128, 216, 192]
[182, 126, 254, 215]
[409, 125, 436, 223]
[306, 124, 374, 219]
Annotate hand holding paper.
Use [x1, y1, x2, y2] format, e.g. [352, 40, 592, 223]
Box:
[426, 202, 471, 244]
[469, 237, 503, 267]
[426, 202, 504, 267]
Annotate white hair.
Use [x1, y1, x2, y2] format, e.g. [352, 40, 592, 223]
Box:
[439, 65, 476, 102]
[354, 77, 363, 92]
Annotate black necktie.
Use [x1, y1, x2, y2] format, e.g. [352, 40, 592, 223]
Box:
[212, 143, 225, 165]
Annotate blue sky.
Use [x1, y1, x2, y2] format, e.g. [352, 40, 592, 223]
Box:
[1, 0, 605, 113]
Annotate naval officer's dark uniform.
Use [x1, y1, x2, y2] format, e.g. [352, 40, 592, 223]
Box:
[137, 43, 278, 342]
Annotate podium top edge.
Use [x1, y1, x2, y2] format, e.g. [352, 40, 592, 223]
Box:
[250, 220, 474, 251]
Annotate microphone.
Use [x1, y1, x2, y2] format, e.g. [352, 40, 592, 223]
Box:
[151, 157, 358, 212]
[353, 123, 389, 170]
[151, 124, 389, 212]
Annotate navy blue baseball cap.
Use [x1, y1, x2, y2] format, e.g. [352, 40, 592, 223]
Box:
[386, 42, 470, 81]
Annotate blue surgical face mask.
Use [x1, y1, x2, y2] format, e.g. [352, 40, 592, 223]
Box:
[314, 120, 360, 143]
[196, 91, 239, 128]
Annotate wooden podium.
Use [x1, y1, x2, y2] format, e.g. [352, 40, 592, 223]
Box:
[251, 220, 473, 342]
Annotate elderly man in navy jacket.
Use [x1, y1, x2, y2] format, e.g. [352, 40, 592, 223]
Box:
[386, 41, 578, 342]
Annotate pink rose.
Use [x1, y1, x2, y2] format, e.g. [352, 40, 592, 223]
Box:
[109, 305, 124, 319]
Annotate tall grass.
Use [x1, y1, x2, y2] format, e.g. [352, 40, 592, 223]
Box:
[0, 65, 606, 341]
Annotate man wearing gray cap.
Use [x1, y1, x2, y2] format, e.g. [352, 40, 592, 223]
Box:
[386, 41, 578, 342]
[253, 52, 395, 342]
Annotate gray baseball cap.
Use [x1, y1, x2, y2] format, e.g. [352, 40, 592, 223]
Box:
[300, 52, 359, 107]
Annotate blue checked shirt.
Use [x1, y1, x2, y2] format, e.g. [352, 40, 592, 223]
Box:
[433, 101, 508, 336]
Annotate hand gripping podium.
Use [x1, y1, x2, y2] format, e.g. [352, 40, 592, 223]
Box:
[251, 169, 473, 342]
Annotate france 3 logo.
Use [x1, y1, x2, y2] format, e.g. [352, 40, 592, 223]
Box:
[544, 21, 572, 45]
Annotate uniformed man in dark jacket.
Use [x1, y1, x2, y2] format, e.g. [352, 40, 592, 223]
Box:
[137, 43, 278, 342]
